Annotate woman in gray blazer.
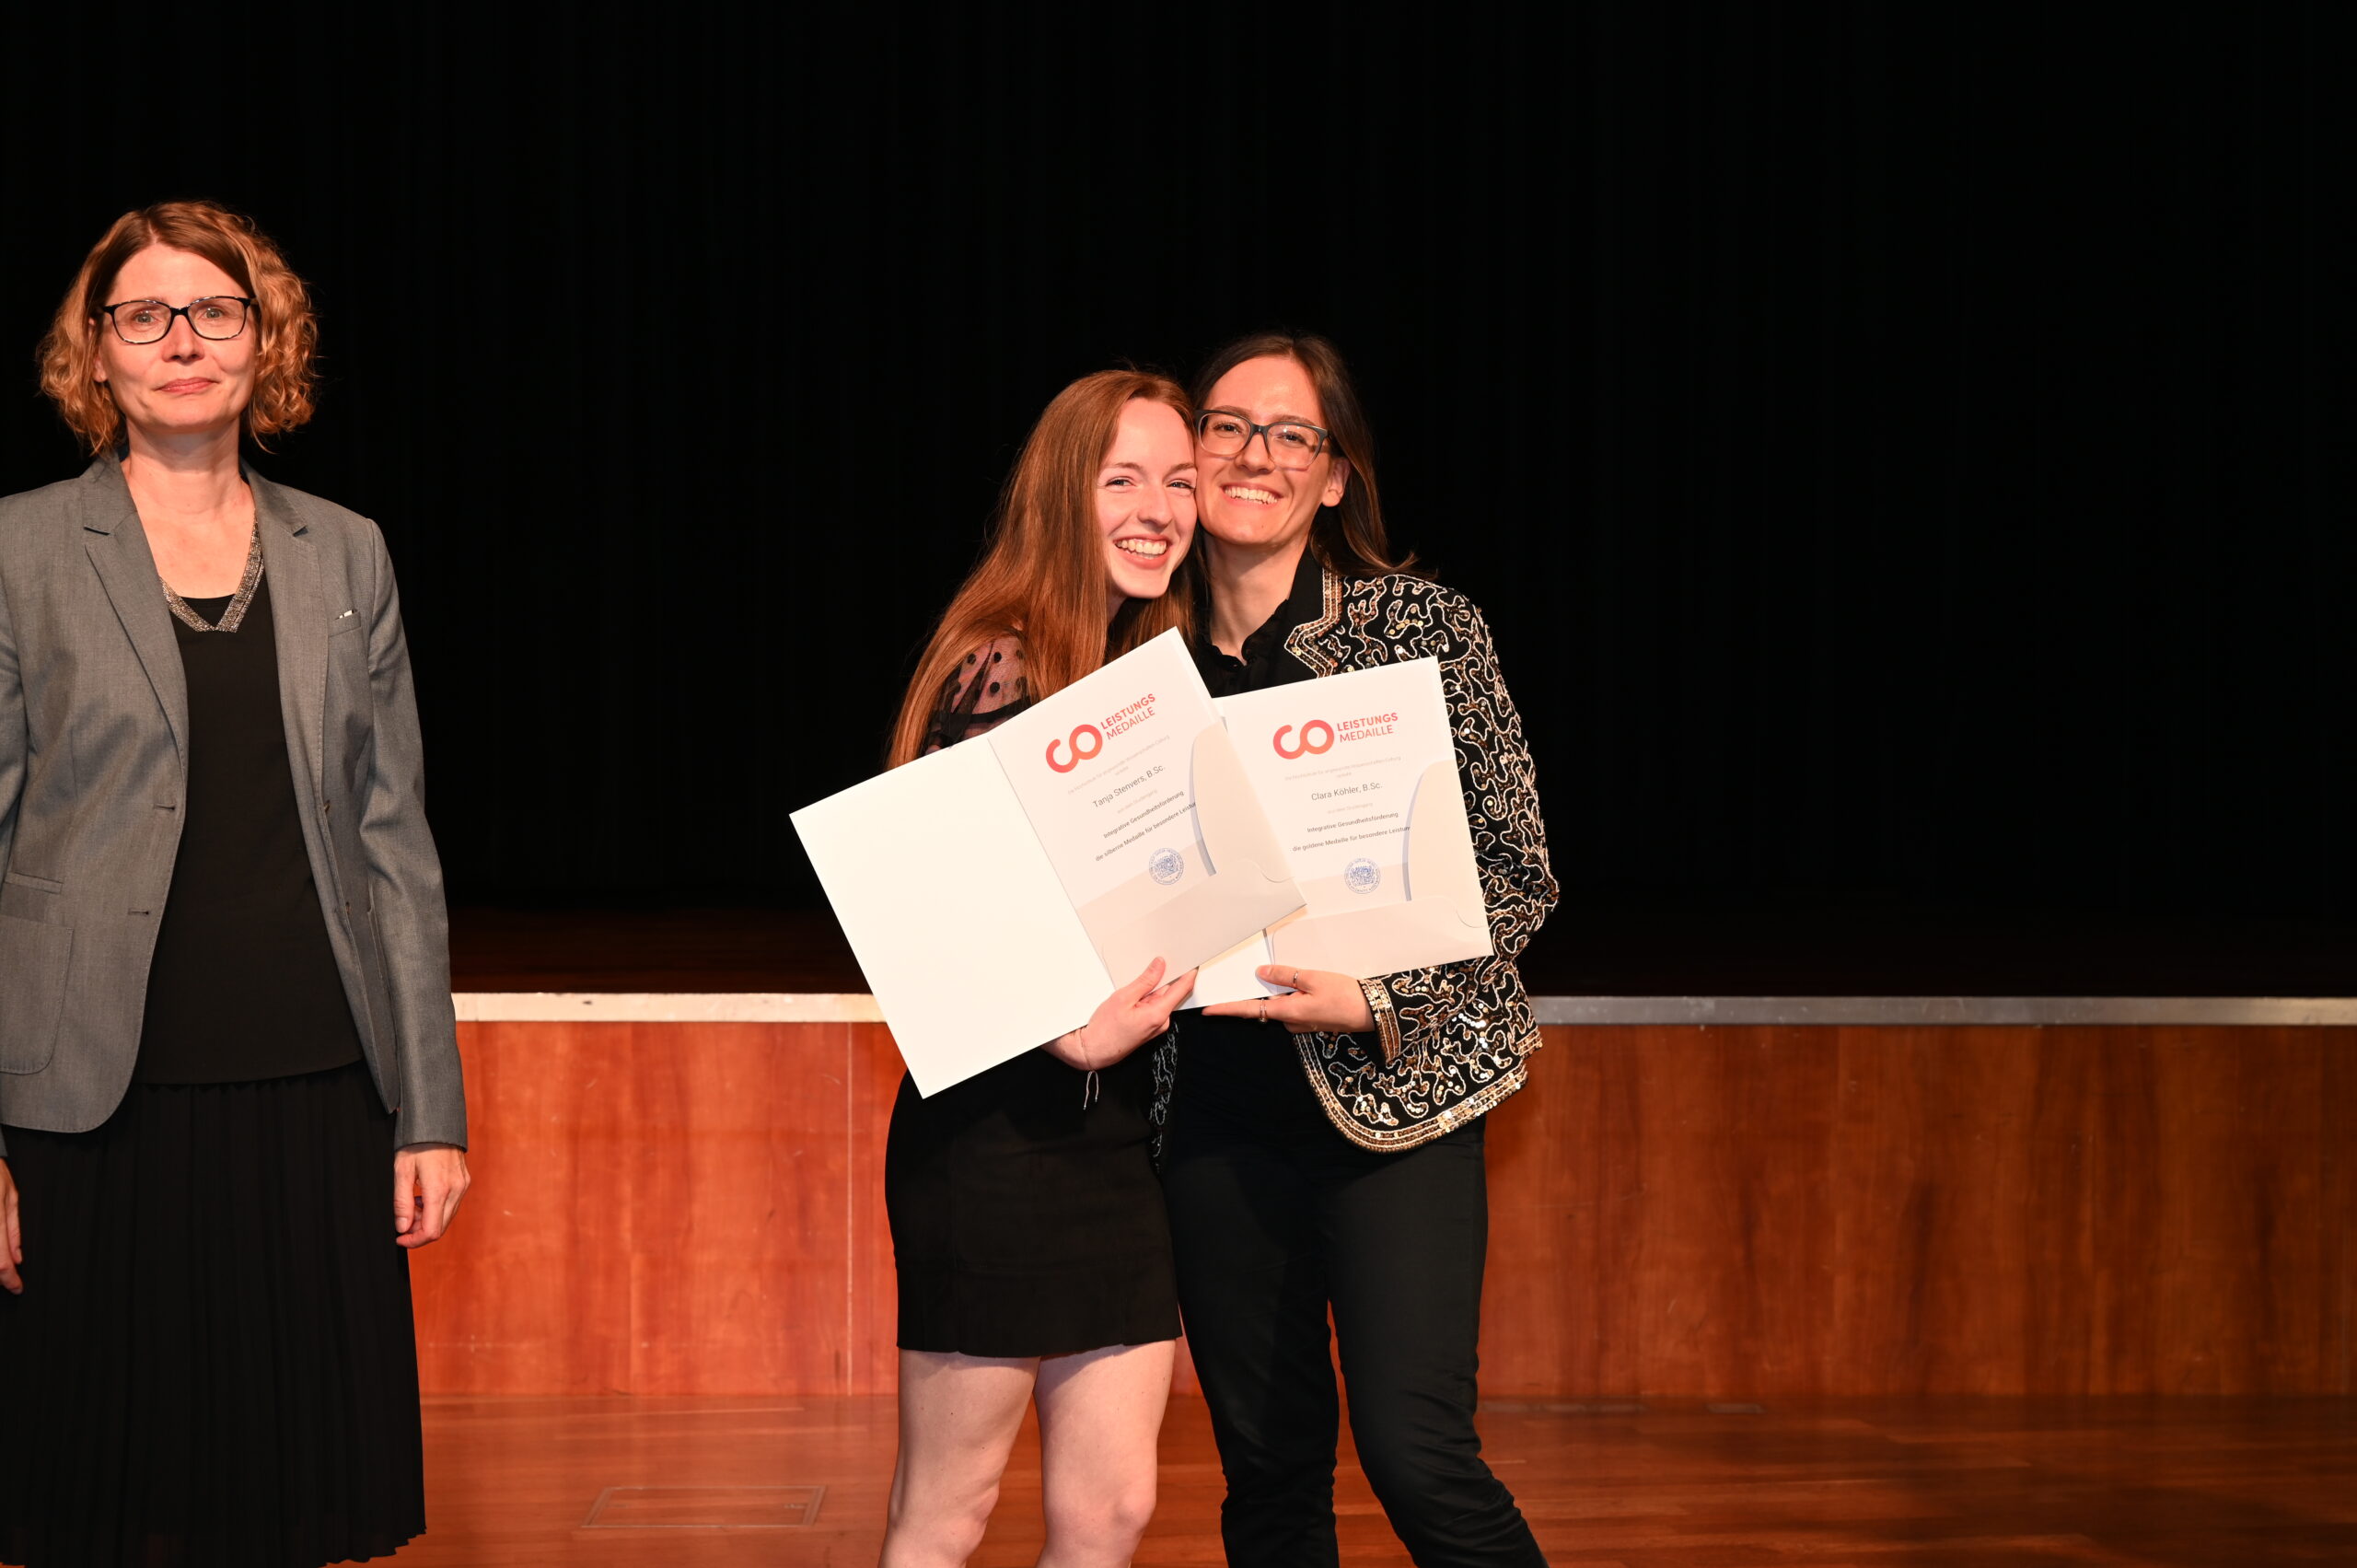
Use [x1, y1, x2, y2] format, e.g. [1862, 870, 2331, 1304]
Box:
[0, 202, 468, 1564]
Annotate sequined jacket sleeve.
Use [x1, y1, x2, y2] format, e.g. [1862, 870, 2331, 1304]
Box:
[1282, 572, 1559, 1149]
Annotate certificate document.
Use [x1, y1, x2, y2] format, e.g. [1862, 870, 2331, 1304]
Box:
[1192, 657, 1492, 1006]
[793, 631, 1303, 1094]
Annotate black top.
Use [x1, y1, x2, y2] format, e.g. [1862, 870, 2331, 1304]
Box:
[1173, 549, 1336, 1138]
[135, 574, 366, 1083]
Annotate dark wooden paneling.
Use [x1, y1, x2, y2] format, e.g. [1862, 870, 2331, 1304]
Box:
[416, 1022, 2356, 1397]
[412, 1021, 905, 1395]
[1481, 1025, 2356, 1397]
[845, 1022, 905, 1397]
[1825, 1027, 2064, 1396]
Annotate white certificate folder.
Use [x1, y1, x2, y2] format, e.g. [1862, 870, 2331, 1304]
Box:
[1191, 657, 1493, 1005]
[791, 632, 1304, 1095]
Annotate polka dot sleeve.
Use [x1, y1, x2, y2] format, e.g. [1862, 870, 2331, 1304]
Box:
[921, 635, 1034, 754]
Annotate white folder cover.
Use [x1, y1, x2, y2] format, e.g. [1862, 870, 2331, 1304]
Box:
[792, 632, 1304, 1094]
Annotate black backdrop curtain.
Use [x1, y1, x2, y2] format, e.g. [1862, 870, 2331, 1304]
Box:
[2, 5, 2347, 922]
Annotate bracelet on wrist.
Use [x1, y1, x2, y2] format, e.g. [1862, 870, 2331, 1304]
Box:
[1357, 977, 1402, 1065]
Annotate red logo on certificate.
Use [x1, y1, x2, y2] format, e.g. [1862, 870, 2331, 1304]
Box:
[1045, 724, 1106, 773]
[1272, 720, 1335, 760]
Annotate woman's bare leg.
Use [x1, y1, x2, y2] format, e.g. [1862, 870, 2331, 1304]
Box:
[1034, 1341, 1177, 1568]
[881, 1350, 1039, 1568]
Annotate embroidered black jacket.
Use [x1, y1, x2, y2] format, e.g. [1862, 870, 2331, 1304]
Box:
[1154, 565, 1558, 1152]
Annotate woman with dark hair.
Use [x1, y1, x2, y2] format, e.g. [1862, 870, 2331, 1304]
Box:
[1157, 332, 1559, 1567]
[0, 201, 467, 1564]
[879, 369, 1203, 1568]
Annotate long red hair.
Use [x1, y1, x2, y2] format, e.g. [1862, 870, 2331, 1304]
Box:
[888, 370, 1195, 766]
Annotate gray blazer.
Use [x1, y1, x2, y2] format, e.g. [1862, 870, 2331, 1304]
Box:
[0, 458, 465, 1154]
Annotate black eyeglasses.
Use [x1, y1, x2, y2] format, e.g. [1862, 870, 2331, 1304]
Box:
[100, 296, 255, 345]
[1194, 410, 1334, 470]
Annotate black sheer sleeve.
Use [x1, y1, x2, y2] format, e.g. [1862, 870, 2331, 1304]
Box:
[922, 634, 1033, 754]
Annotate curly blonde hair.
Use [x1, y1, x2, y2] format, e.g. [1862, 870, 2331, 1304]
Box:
[37, 201, 319, 454]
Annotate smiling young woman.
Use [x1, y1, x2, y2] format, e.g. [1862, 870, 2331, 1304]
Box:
[0, 201, 468, 1566]
[888, 373, 1201, 765]
[1157, 331, 1560, 1568]
[877, 369, 1204, 1568]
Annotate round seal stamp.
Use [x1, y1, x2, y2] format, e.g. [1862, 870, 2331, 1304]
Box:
[1344, 856, 1381, 895]
[1149, 848, 1185, 886]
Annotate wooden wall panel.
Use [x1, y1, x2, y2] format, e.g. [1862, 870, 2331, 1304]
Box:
[1477, 1026, 1642, 1397]
[2138, 1028, 2331, 1393]
[1829, 1027, 2066, 1396]
[845, 1022, 907, 1397]
[2329, 1036, 2357, 1394]
[414, 1021, 2356, 1398]
[412, 1020, 905, 1395]
[1480, 1025, 2356, 1397]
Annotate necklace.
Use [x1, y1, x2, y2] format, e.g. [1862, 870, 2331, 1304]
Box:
[162, 526, 264, 633]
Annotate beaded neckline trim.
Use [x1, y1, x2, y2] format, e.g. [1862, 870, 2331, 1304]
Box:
[163, 528, 264, 633]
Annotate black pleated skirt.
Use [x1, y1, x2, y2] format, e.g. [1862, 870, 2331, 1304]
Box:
[887, 1048, 1179, 1359]
[0, 1061, 424, 1567]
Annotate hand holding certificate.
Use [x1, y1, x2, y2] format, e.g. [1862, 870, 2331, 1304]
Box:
[792, 632, 1305, 1094]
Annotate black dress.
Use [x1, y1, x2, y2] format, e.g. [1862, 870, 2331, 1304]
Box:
[883, 636, 1181, 1357]
[0, 569, 426, 1567]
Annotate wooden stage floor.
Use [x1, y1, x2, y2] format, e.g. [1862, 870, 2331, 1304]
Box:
[398, 1393, 2356, 1565]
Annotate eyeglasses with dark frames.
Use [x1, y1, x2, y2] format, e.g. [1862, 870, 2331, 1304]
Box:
[99, 296, 255, 346]
[1194, 410, 1335, 470]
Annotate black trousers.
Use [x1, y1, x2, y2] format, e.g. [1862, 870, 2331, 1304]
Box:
[1163, 1106, 1547, 1568]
